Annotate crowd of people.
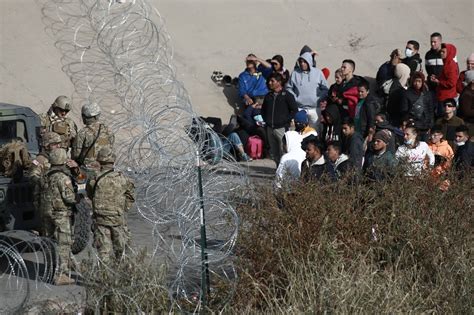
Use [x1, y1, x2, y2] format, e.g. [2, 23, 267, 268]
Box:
[218, 32, 472, 188]
[29, 97, 134, 285]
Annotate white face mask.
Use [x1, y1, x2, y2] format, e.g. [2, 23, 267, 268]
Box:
[455, 141, 466, 146]
[405, 48, 414, 58]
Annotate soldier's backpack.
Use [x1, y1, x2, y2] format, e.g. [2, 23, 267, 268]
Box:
[0, 139, 31, 179]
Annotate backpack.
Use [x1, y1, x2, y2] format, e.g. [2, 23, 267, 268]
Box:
[245, 136, 263, 159]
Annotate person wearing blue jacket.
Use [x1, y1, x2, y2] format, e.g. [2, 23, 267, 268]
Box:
[238, 54, 269, 107]
[286, 52, 329, 132]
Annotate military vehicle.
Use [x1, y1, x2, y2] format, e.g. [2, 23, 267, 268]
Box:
[0, 102, 89, 254]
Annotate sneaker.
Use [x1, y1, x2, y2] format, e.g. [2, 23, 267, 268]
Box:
[241, 153, 252, 162]
[54, 273, 75, 286]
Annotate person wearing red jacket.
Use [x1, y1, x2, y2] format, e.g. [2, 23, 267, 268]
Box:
[429, 43, 459, 118]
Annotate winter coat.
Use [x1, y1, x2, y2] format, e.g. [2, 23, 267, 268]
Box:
[435, 116, 465, 148]
[300, 155, 335, 182]
[425, 48, 443, 90]
[376, 62, 395, 88]
[458, 87, 474, 124]
[342, 131, 364, 172]
[403, 53, 423, 74]
[355, 94, 378, 137]
[275, 131, 306, 190]
[338, 76, 360, 118]
[400, 87, 434, 130]
[428, 140, 454, 172]
[454, 141, 474, 174]
[329, 154, 350, 180]
[286, 52, 329, 109]
[238, 69, 268, 100]
[436, 44, 459, 101]
[261, 90, 299, 129]
[386, 80, 406, 127]
[363, 150, 397, 181]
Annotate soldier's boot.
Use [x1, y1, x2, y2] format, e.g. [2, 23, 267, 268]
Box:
[54, 273, 75, 286]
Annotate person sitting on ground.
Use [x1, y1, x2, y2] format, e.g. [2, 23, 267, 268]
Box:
[456, 53, 474, 94]
[376, 49, 402, 88]
[434, 98, 465, 148]
[286, 52, 329, 130]
[395, 125, 435, 176]
[429, 43, 459, 118]
[338, 59, 360, 118]
[363, 130, 397, 182]
[453, 125, 473, 176]
[354, 79, 378, 138]
[326, 142, 350, 180]
[341, 117, 364, 172]
[294, 110, 317, 138]
[400, 71, 434, 142]
[300, 135, 334, 182]
[238, 104, 268, 152]
[321, 102, 342, 146]
[402, 40, 423, 74]
[274, 131, 306, 191]
[427, 125, 454, 178]
[457, 70, 474, 136]
[386, 63, 411, 127]
[262, 72, 299, 166]
[238, 54, 269, 107]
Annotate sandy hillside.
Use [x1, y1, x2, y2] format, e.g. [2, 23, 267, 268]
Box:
[1, 0, 473, 124]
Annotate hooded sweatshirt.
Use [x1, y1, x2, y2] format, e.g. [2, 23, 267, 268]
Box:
[386, 64, 410, 126]
[436, 43, 459, 101]
[286, 52, 329, 109]
[275, 131, 306, 190]
[322, 103, 342, 143]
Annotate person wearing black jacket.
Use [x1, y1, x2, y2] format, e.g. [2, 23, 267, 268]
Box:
[321, 103, 342, 145]
[400, 72, 434, 141]
[425, 33, 444, 92]
[262, 72, 299, 165]
[453, 125, 474, 177]
[341, 117, 365, 172]
[402, 40, 423, 74]
[355, 80, 378, 138]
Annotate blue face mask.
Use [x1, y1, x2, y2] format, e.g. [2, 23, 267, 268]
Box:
[405, 138, 415, 146]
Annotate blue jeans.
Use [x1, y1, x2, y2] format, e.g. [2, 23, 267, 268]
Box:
[222, 132, 242, 154]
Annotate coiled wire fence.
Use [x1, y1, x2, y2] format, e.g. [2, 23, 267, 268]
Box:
[0, 0, 251, 313]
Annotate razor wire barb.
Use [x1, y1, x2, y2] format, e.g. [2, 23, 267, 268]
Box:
[0, 0, 253, 312]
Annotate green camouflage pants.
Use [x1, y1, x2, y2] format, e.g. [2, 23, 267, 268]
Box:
[94, 224, 130, 262]
[52, 213, 73, 272]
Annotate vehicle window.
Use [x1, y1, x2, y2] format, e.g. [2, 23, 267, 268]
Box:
[0, 120, 27, 145]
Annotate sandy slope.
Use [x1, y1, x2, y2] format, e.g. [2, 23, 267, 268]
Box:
[0, 0, 473, 124]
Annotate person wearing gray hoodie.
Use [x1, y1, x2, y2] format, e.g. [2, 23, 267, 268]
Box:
[286, 52, 329, 131]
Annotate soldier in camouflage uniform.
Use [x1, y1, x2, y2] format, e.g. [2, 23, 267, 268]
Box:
[71, 103, 114, 176]
[29, 132, 62, 235]
[41, 148, 77, 285]
[39, 96, 77, 151]
[86, 147, 135, 263]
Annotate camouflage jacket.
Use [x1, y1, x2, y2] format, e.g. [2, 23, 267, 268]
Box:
[40, 166, 76, 217]
[39, 111, 77, 150]
[86, 166, 135, 226]
[29, 152, 50, 209]
[72, 122, 114, 166]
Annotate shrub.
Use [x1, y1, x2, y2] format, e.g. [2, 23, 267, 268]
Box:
[230, 171, 473, 313]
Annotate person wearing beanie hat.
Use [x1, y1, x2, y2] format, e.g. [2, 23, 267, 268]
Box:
[456, 53, 474, 94]
[294, 110, 317, 137]
[458, 69, 474, 136]
[363, 129, 397, 181]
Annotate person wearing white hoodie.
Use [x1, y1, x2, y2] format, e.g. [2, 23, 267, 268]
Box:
[274, 131, 306, 191]
[286, 52, 329, 131]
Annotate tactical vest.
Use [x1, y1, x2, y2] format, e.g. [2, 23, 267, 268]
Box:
[78, 124, 113, 165]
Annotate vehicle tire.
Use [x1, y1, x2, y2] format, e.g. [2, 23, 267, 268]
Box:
[71, 198, 92, 255]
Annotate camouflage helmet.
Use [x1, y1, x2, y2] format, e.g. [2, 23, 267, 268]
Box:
[96, 146, 116, 164]
[49, 148, 68, 165]
[81, 102, 101, 118]
[52, 95, 71, 111]
[42, 131, 62, 147]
